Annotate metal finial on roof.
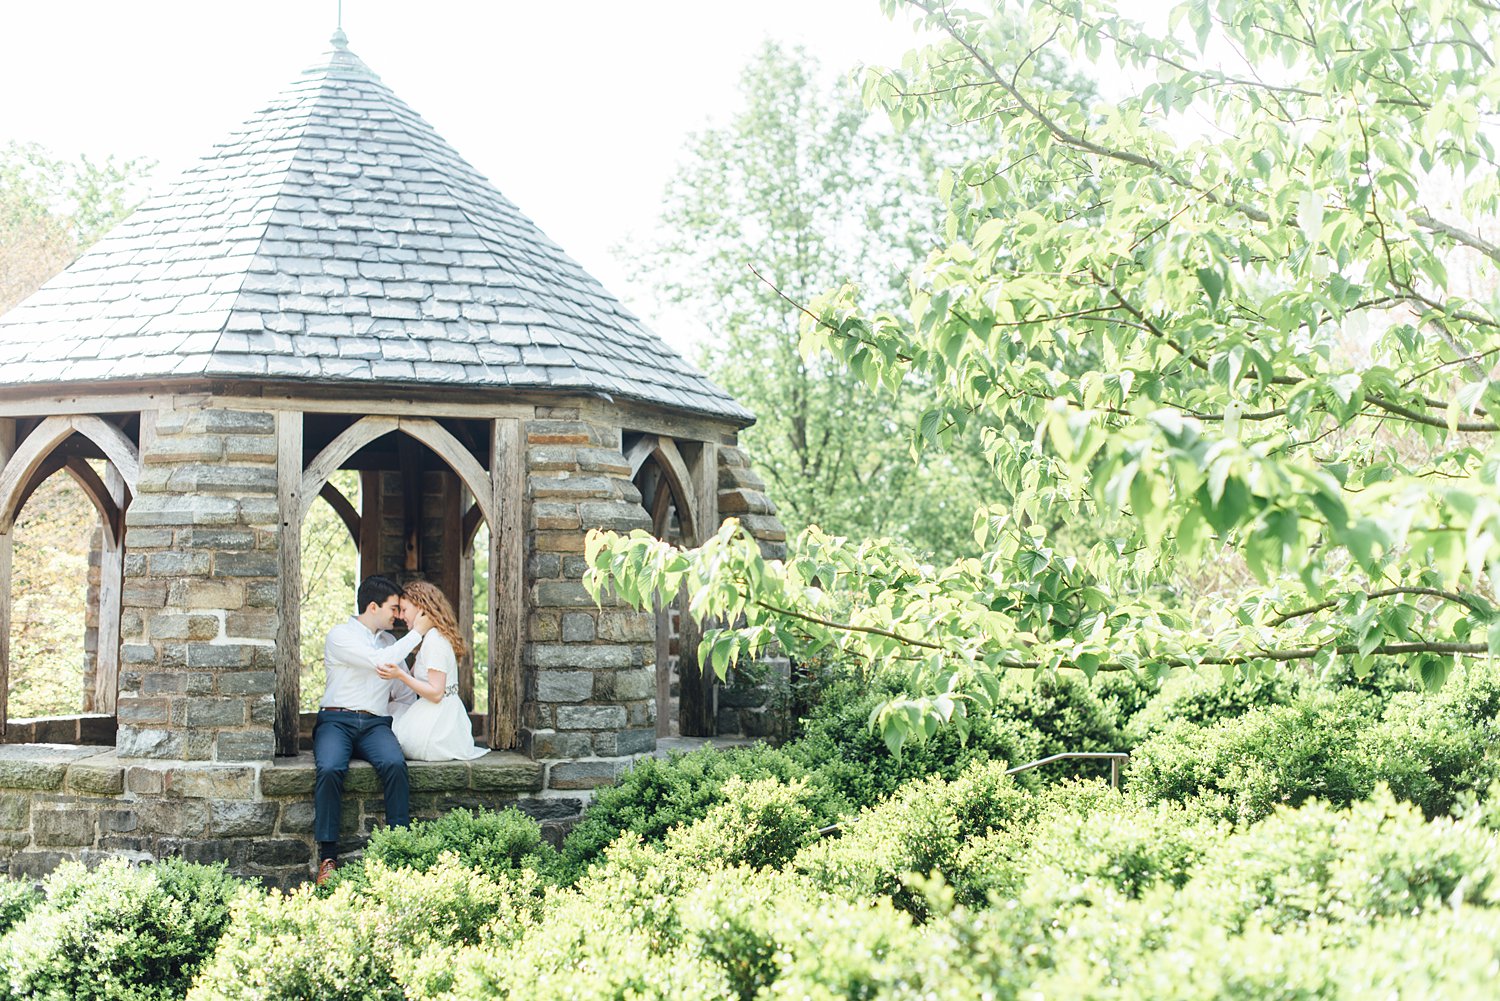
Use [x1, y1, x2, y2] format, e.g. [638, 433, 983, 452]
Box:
[331, 0, 347, 48]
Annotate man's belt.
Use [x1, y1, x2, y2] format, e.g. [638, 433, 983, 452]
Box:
[321, 706, 376, 716]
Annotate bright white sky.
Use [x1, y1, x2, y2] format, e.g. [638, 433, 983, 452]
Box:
[0, 1, 930, 355]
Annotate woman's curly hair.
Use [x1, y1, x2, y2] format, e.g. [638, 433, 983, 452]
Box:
[402, 579, 468, 659]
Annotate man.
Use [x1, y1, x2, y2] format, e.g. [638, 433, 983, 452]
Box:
[313, 574, 430, 884]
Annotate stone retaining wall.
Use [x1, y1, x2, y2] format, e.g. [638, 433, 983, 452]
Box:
[0, 745, 551, 888]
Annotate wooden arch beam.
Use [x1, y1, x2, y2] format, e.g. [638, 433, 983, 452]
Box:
[11, 454, 123, 544]
[638, 437, 698, 544]
[71, 415, 140, 491]
[462, 502, 484, 556]
[11, 452, 69, 525]
[300, 416, 398, 517]
[300, 417, 496, 532]
[0, 415, 138, 535]
[317, 481, 360, 545]
[63, 458, 124, 548]
[625, 434, 659, 477]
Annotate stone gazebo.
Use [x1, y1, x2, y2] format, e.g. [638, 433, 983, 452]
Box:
[0, 33, 785, 885]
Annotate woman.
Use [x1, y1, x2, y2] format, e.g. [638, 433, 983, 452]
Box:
[378, 581, 486, 761]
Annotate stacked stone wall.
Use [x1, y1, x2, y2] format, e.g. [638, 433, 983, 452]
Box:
[521, 409, 656, 790]
[116, 407, 281, 762]
[715, 445, 791, 737]
[0, 746, 544, 888]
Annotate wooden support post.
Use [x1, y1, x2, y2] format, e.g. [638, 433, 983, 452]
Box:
[398, 435, 423, 573]
[489, 418, 524, 749]
[0, 419, 13, 737]
[692, 442, 720, 546]
[436, 471, 462, 623]
[677, 603, 712, 736]
[676, 441, 720, 737]
[358, 470, 381, 580]
[93, 464, 126, 714]
[654, 592, 671, 737]
[275, 412, 304, 756]
[458, 538, 475, 712]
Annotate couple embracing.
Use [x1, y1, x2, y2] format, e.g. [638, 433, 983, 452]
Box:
[313, 574, 484, 883]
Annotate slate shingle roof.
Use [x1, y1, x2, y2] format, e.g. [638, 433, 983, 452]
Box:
[0, 35, 751, 424]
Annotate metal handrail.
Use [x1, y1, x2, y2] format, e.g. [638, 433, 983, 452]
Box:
[1006, 751, 1130, 788]
[815, 751, 1131, 838]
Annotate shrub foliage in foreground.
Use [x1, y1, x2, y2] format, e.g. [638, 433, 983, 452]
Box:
[324, 806, 561, 893]
[427, 773, 1500, 1000]
[188, 859, 543, 1001]
[2, 668, 1499, 1001]
[0, 858, 239, 1001]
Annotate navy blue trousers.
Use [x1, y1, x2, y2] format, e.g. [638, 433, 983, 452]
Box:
[313, 710, 410, 845]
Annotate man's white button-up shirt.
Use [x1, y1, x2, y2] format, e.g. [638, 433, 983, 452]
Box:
[321, 617, 423, 715]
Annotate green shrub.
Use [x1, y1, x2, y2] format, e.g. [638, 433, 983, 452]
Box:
[1319, 654, 1425, 699]
[794, 761, 1036, 917]
[1007, 892, 1500, 1001]
[1329, 908, 1500, 1000]
[749, 891, 960, 1000]
[190, 859, 535, 1001]
[787, 675, 1043, 809]
[1370, 666, 1500, 818]
[189, 882, 398, 1001]
[1128, 690, 1387, 823]
[1187, 789, 1500, 934]
[995, 672, 1134, 772]
[1092, 669, 1162, 730]
[1374, 690, 1497, 818]
[0, 857, 240, 1001]
[557, 744, 830, 882]
[1131, 680, 1500, 824]
[1127, 667, 1302, 741]
[662, 776, 821, 872]
[1020, 794, 1228, 898]
[675, 869, 790, 1000]
[0, 878, 38, 936]
[439, 845, 737, 1000]
[328, 805, 559, 893]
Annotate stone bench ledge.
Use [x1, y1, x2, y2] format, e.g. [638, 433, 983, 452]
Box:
[261, 751, 542, 797]
[0, 745, 542, 800]
[0, 744, 114, 792]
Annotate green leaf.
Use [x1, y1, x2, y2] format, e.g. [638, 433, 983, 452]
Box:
[1195, 267, 1225, 308]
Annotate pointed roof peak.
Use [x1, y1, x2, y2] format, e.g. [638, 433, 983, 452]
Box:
[0, 38, 749, 424]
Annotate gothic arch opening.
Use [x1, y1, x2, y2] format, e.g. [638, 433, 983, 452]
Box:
[279, 413, 515, 754]
[627, 433, 716, 738]
[0, 415, 137, 742]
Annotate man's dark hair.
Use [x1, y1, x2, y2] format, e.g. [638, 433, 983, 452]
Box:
[356, 575, 402, 615]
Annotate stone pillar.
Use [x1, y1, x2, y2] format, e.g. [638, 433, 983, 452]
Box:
[116, 406, 280, 762]
[717, 445, 786, 559]
[715, 445, 790, 738]
[521, 409, 655, 789]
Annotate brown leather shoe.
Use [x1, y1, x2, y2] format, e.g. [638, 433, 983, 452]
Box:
[316, 858, 338, 886]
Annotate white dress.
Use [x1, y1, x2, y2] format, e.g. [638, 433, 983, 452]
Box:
[391, 632, 486, 761]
